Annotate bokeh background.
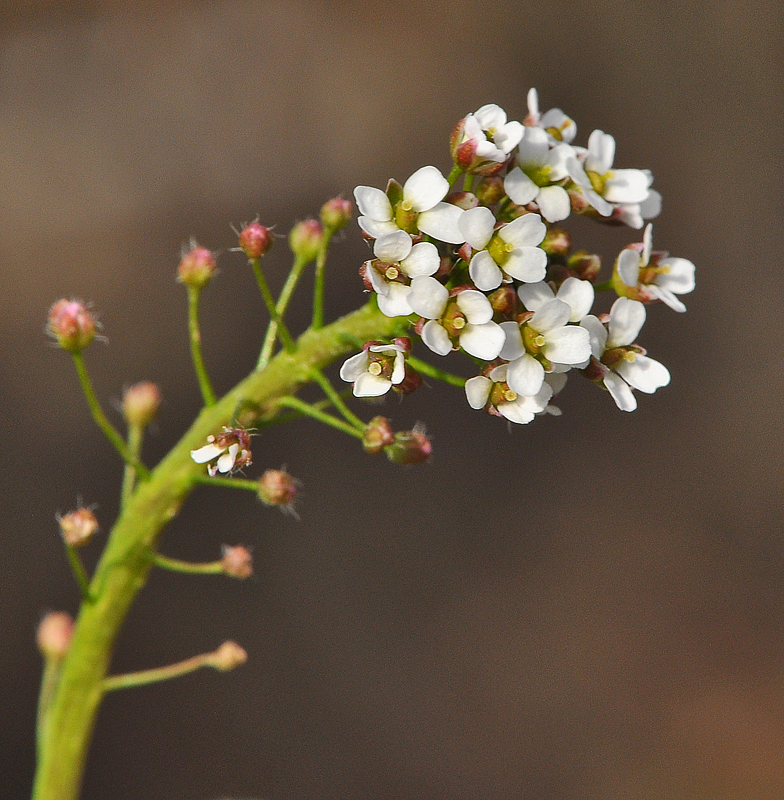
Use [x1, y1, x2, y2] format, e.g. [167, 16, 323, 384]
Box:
[3, 1, 783, 798]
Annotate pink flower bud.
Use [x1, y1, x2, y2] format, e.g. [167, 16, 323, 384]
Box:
[221, 545, 253, 579]
[320, 197, 352, 231]
[257, 468, 299, 512]
[122, 381, 162, 428]
[384, 425, 432, 465]
[238, 222, 273, 259]
[446, 191, 479, 211]
[177, 244, 216, 289]
[475, 176, 505, 206]
[541, 227, 571, 257]
[393, 365, 422, 396]
[289, 219, 323, 263]
[58, 507, 99, 548]
[362, 415, 395, 454]
[47, 299, 97, 353]
[568, 250, 602, 282]
[37, 611, 74, 659]
[209, 641, 247, 671]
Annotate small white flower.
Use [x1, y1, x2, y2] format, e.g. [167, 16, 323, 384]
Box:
[517, 277, 595, 323]
[456, 104, 524, 169]
[525, 88, 577, 143]
[190, 428, 253, 477]
[465, 363, 553, 425]
[340, 341, 407, 397]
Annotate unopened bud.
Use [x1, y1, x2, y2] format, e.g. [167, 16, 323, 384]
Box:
[541, 227, 570, 257]
[122, 381, 161, 428]
[320, 197, 352, 231]
[487, 285, 518, 317]
[446, 191, 479, 211]
[289, 219, 323, 263]
[568, 250, 602, 282]
[384, 425, 432, 465]
[37, 611, 74, 659]
[474, 176, 506, 206]
[362, 415, 395, 454]
[58, 507, 98, 548]
[221, 545, 253, 579]
[393, 365, 423, 396]
[177, 244, 216, 289]
[238, 222, 273, 259]
[209, 641, 247, 672]
[257, 468, 299, 511]
[47, 299, 97, 353]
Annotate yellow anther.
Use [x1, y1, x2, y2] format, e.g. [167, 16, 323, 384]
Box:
[503, 389, 517, 402]
[368, 362, 383, 375]
[385, 265, 399, 280]
[401, 200, 413, 212]
[624, 351, 637, 363]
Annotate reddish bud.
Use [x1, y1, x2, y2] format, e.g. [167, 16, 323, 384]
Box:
[289, 219, 323, 263]
[541, 227, 571, 257]
[474, 176, 506, 206]
[487, 285, 519, 317]
[221, 545, 253, 579]
[320, 197, 352, 231]
[122, 381, 161, 428]
[209, 641, 248, 671]
[257, 468, 299, 512]
[238, 222, 273, 259]
[393, 365, 423, 396]
[177, 245, 216, 289]
[362, 415, 395, 454]
[47, 299, 97, 353]
[37, 611, 74, 659]
[446, 191, 479, 211]
[58, 507, 99, 548]
[384, 425, 432, 465]
[568, 250, 602, 282]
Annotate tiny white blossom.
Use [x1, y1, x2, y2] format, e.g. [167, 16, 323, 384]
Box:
[190, 428, 252, 477]
[465, 363, 553, 424]
[525, 88, 577, 143]
[340, 342, 407, 397]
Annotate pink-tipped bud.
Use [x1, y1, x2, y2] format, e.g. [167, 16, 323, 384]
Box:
[122, 381, 161, 428]
[289, 219, 323, 263]
[209, 641, 248, 672]
[541, 227, 570, 257]
[221, 545, 253, 579]
[475, 176, 506, 206]
[257, 468, 299, 511]
[37, 611, 74, 659]
[238, 222, 273, 259]
[58, 507, 99, 548]
[384, 425, 432, 465]
[568, 250, 602, 282]
[446, 191, 479, 211]
[47, 299, 97, 353]
[487, 285, 518, 317]
[320, 197, 353, 231]
[362, 415, 395, 454]
[177, 245, 216, 289]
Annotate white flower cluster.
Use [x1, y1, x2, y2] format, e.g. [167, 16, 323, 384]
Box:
[343, 90, 695, 422]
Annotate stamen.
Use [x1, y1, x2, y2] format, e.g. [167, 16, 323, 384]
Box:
[503, 389, 517, 402]
[453, 317, 466, 330]
[385, 265, 399, 280]
[534, 334, 546, 348]
[368, 362, 382, 376]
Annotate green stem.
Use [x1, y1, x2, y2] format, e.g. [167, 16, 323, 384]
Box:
[407, 355, 467, 387]
[33, 302, 405, 800]
[276, 396, 364, 439]
[311, 229, 334, 330]
[64, 546, 94, 604]
[192, 474, 259, 492]
[71, 352, 149, 480]
[121, 423, 144, 507]
[250, 258, 295, 351]
[36, 658, 62, 759]
[151, 553, 223, 576]
[257, 255, 310, 369]
[464, 174, 475, 193]
[187, 286, 217, 407]
[446, 163, 464, 189]
[309, 368, 366, 429]
[593, 280, 613, 292]
[102, 647, 231, 692]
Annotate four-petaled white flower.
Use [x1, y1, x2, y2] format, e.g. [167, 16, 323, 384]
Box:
[354, 165, 465, 244]
[580, 297, 670, 412]
[615, 224, 696, 312]
[525, 88, 577, 143]
[465, 363, 553, 425]
[340, 341, 408, 397]
[455, 104, 524, 170]
[517, 277, 595, 324]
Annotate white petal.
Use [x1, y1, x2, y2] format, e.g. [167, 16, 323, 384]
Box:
[504, 167, 539, 206]
[403, 166, 448, 212]
[640, 189, 662, 219]
[607, 297, 646, 348]
[517, 281, 555, 312]
[499, 213, 546, 248]
[527, 88, 539, 120]
[465, 375, 492, 409]
[604, 169, 652, 204]
[556, 277, 595, 322]
[530, 298, 571, 334]
[353, 372, 393, 397]
[617, 248, 641, 287]
[494, 121, 524, 152]
[507, 353, 545, 397]
[474, 103, 507, 129]
[469, 251, 503, 292]
[586, 130, 615, 173]
[455, 290, 493, 324]
[648, 284, 687, 313]
[459, 206, 496, 250]
[459, 321, 506, 360]
[536, 185, 571, 223]
[421, 320, 452, 355]
[407, 276, 448, 319]
[190, 443, 225, 464]
[400, 241, 440, 277]
[358, 216, 398, 239]
[216, 443, 239, 474]
[642, 224, 653, 265]
[656, 257, 696, 294]
[580, 315, 608, 358]
[604, 371, 637, 412]
[374, 230, 413, 262]
[417, 203, 465, 244]
[390, 351, 406, 384]
[503, 247, 547, 283]
[499, 320, 525, 361]
[498, 402, 536, 425]
[339, 351, 370, 382]
[377, 283, 414, 317]
[517, 126, 551, 166]
[542, 325, 591, 365]
[616, 354, 670, 394]
[354, 186, 392, 220]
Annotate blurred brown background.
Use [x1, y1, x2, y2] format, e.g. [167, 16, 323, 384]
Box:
[3, 1, 783, 798]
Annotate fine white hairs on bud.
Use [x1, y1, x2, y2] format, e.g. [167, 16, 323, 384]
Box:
[57, 507, 99, 548]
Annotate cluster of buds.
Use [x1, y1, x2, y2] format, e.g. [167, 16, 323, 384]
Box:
[343, 89, 695, 420]
[190, 427, 253, 476]
[362, 416, 432, 465]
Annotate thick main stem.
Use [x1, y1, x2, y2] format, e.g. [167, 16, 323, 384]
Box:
[32, 301, 404, 800]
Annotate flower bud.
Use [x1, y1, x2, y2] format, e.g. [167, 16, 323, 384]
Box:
[177, 244, 216, 289]
[289, 219, 323, 263]
[47, 299, 97, 353]
[209, 641, 247, 671]
[487, 285, 518, 317]
[238, 222, 273, 259]
[122, 381, 161, 428]
[362, 416, 395, 454]
[58, 507, 99, 548]
[257, 468, 299, 511]
[37, 611, 74, 659]
[393, 365, 423, 396]
[320, 197, 352, 231]
[568, 250, 602, 282]
[384, 425, 432, 465]
[474, 176, 506, 206]
[221, 545, 253, 579]
[540, 227, 570, 257]
[446, 191, 479, 211]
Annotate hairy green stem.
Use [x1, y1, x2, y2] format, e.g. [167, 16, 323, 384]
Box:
[311, 229, 334, 330]
[32, 301, 406, 800]
[121, 423, 144, 507]
[191, 474, 259, 492]
[187, 286, 217, 406]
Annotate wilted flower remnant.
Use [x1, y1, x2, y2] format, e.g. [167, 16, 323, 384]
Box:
[191, 427, 253, 477]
